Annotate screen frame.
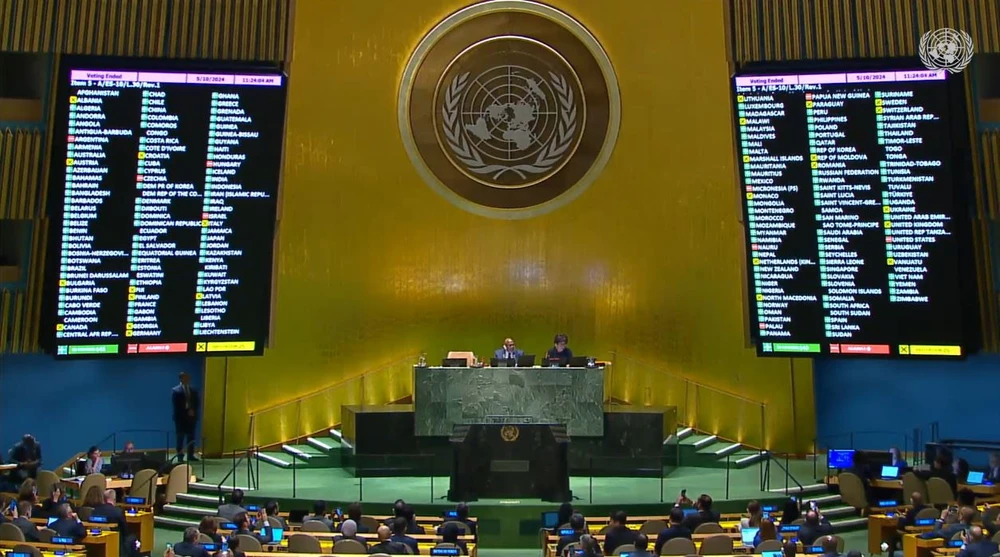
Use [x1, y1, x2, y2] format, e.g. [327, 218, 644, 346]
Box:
[730, 56, 980, 359]
[41, 55, 288, 359]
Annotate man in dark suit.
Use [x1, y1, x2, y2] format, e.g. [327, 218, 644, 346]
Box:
[173, 526, 210, 557]
[798, 510, 834, 546]
[91, 489, 128, 535]
[819, 536, 840, 557]
[603, 510, 638, 555]
[369, 525, 408, 555]
[233, 511, 271, 545]
[217, 489, 247, 521]
[655, 507, 693, 555]
[957, 527, 999, 557]
[171, 372, 199, 462]
[987, 453, 1000, 484]
[493, 338, 524, 361]
[390, 517, 420, 554]
[681, 494, 720, 531]
[49, 503, 87, 541]
[7, 434, 42, 482]
[887, 492, 928, 555]
[921, 507, 976, 541]
[630, 534, 654, 557]
[11, 501, 41, 542]
[555, 513, 586, 555]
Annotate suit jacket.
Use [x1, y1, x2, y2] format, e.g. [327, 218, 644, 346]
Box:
[654, 525, 692, 555]
[12, 516, 40, 542]
[390, 534, 420, 554]
[956, 541, 1000, 557]
[173, 541, 210, 557]
[50, 517, 87, 540]
[493, 348, 524, 360]
[798, 520, 834, 545]
[987, 466, 1000, 483]
[235, 527, 270, 545]
[681, 510, 720, 531]
[920, 522, 970, 540]
[172, 383, 200, 423]
[217, 504, 247, 521]
[368, 540, 409, 554]
[92, 503, 128, 534]
[603, 525, 639, 555]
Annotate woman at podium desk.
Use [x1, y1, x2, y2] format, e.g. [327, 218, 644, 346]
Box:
[546, 334, 573, 364]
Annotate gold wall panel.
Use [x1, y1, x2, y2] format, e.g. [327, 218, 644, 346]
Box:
[0, 129, 44, 219]
[202, 0, 816, 455]
[730, 0, 1000, 351]
[0, 0, 287, 59]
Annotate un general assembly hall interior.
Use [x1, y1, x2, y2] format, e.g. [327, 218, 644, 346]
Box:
[1, 1, 1000, 556]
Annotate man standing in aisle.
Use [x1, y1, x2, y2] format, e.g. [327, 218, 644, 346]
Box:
[171, 372, 199, 462]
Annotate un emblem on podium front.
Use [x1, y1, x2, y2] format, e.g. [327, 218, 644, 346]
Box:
[500, 425, 520, 442]
[399, 0, 620, 219]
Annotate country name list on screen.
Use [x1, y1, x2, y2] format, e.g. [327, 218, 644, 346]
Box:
[733, 68, 965, 358]
[50, 66, 286, 357]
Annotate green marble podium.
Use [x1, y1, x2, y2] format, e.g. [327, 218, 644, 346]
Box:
[413, 366, 605, 436]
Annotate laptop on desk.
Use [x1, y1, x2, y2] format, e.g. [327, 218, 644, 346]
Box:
[881, 465, 900, 479]
[741, 528, 759, 546]
[965, 471, 984, 485]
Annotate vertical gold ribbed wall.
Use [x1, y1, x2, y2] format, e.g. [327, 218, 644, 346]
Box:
[730, 0, 1000, 351]
[0, 0, 290, 354]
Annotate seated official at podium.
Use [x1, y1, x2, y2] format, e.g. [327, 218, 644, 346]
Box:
[494, 338, 524, 361]
[546, 334, 573, 362]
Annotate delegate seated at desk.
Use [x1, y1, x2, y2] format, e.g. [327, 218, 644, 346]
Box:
[494, 338, 524, 361]
[49, 503, 87, 541]
[83, 446, 104, 475]
[173, 526, 211, 557]
[10, 501, 42, 542]
[546, 334, 573, 362]
[957, 527, 999, 557]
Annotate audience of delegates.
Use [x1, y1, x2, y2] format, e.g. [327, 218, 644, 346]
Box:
[555, 512, 586, 555]
[920, 506, 976, 540]
[440, 522, 469, 555]
[781, 498, 802, 525]
[11, 501, 41, 541]
[741, 500, 762, 528]
[343, 501, 366, 533]
[798, 510, 834, 546]
[390, 516, 421, 554]
[334, 519, 367, 549]
[988, 452, 1000, 483]
[603, 510, 638, 555]
[83, 446, 104, 475]
[889, 447, 908, 469]
[7, 434, 42, 483]
[304, 500, 335, 529]
[217, 489, 247, 521]
[654, 507, 692, 556]
[264, 500, 287, 529]
[198, 516, 223, 543]
[681, 494, 720, 530]
[630, 533, 654, 557]
[368, 524, 408, 554]
[753, 518, 779, 548]
[173, 526, 211, 557]
[50, 502, 87, 541]
[957, 526, 1000, 557]
[233, 511, 270, 545]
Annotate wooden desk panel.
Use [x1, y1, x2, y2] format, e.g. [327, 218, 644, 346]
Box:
[903, 533, 944, 557]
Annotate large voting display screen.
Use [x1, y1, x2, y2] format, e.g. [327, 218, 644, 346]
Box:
[43, 57, 287, 358]
[733, 65, 972, 358]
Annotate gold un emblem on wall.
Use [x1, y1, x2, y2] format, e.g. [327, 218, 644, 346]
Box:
[500, 425, 520, 442]
[398, 0, 621, 219]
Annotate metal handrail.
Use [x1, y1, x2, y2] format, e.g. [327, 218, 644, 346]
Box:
[216, 445, 259, 499]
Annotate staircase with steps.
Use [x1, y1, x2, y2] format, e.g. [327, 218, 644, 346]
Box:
[766, 482, 868, 532]
[669, 426, 767, 469]
[253, 429, 345, 470]
[156, 483, 246, 531]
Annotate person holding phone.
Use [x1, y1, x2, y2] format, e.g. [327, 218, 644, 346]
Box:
[797, 510, 833, 545]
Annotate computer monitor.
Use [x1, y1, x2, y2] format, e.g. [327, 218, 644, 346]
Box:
[111, 452, 144, 476]
[828, 449, 855, 468]
[546, 357, 567, 368]
[762, 552, 783, 557]
[517, 354, 535, 367]
[267, 528, 284, 544]
[881, 465, 900, 479]
[540, 511, 560, 529]
[741, 528, 759, 545]
[965, 471, 984, 485]
[442, 358, 468, 368]
[568, 356, 588, 367]
[490, 358, 516, 368]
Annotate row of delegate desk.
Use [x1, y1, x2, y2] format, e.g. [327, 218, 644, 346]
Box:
[825, 475, 1000, 499]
